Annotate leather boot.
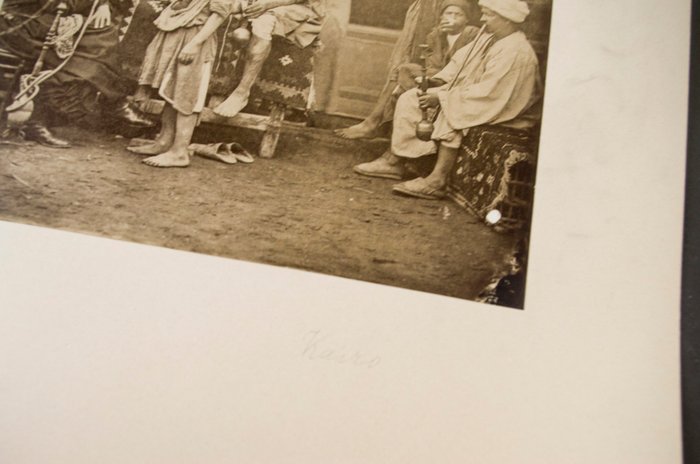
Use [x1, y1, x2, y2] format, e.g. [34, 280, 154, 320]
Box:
[109, 100, 155, 128]
[20, 122, 71, 148]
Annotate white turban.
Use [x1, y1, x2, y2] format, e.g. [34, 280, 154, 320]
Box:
[478, 0, 530, 23]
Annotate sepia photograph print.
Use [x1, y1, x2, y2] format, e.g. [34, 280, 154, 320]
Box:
[0, 0, 551, 308]
[0, 0, 691, 462]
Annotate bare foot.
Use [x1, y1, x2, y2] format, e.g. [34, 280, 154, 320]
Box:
[127, 140, 170, 155]
[142, 150, 190, 168]
[127, 138, 153, 147]
[334, 121, 380, 140]
[213, 90, 249, 118]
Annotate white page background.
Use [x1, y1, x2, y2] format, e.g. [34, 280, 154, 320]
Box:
[0, 0, 689, 462]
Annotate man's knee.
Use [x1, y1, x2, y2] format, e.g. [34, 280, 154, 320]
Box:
[251, 13, 277, 41]
[397, 63, 422, 91]
[438, 132, 462, 149]
[398, 87, 420, 103]
[395, 87, 420, 113]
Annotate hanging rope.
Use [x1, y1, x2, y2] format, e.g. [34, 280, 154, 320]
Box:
[50, 13, 85, 58]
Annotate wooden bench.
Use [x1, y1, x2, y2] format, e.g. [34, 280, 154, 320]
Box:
[139, 96, 289, 159]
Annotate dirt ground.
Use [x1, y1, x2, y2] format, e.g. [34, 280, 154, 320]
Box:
[0, 124, 520, 303]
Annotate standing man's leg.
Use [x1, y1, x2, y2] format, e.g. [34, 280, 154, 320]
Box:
[127, 104, 177, 155]
[143, 109, 196, 167]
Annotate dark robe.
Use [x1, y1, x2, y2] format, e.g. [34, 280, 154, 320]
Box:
[0, 0, 128, 122]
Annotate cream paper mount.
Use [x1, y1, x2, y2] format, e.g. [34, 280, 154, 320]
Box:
[0, 0, 689, 463]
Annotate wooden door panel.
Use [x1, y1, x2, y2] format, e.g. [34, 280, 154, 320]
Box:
[326, 24, 399, 118]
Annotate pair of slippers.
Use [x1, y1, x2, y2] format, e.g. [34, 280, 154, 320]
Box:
[188, 142, 254, 164]
[127, 140, 254, 164]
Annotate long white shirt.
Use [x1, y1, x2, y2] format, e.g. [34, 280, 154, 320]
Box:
[432, 30, 542, 130]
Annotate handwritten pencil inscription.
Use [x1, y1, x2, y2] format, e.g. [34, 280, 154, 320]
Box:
[302, 330, 381, 368]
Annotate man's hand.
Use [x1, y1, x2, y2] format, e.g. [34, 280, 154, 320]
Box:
[418, 92, 440, 109]
[178, 41, 200, 65]
[90, 4, 111, 28]
[414, 76, 447, 89]
[244, 0, 280, 18]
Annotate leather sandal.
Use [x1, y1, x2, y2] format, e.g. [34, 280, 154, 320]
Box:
[392, 177, 446, 200]
[353, 157, 405, 180]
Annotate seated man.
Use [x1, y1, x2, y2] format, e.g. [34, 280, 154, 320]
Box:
[0, 0, 153, 148]
[334, 0, 441, 140]
[393, 0, 480, 112]
[353, 0, 541, 200]
[213, 0, 324, 117]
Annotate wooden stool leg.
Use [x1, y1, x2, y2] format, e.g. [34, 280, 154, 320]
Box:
[259, 103, 285, 159]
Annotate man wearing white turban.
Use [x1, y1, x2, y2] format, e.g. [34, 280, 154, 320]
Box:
[354, 0, 542, 200]
[478, 0, 530, 23]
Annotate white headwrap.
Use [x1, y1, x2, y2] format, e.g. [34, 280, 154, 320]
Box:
[478, 0, 530, 23]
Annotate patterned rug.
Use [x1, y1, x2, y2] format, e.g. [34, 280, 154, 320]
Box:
[448, 125, 538, 232]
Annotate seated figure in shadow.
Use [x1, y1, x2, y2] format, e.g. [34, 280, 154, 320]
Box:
[0, 0, 154, 148]
[334, 0, 444, 140]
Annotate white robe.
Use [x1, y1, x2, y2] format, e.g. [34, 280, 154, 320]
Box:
[391, 30, 542, 159]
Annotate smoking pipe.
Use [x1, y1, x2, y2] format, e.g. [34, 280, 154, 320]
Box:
[415, 44, 434, 141]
